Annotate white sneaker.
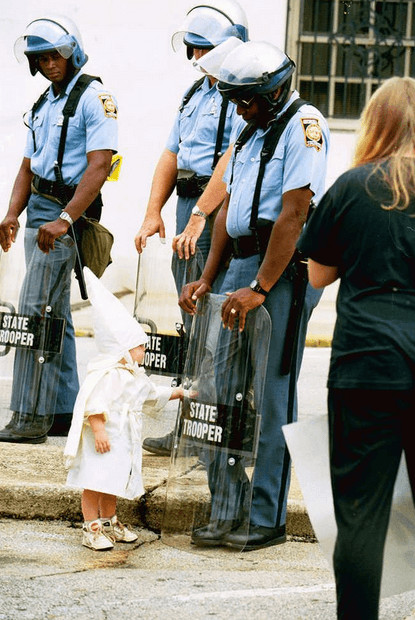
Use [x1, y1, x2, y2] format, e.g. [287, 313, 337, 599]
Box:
[82, 519, 114, 551]
[101, 515, 138, 543]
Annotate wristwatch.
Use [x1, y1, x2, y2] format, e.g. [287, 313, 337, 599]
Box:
[191, 205, 208, 220]
[249, 279, 269, 297]
[59, 211, 74, 226]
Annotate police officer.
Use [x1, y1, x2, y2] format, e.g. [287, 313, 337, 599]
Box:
[136, 0, 248, 456]
[0, 16, 117, 442]
[179, 41, 330, 550]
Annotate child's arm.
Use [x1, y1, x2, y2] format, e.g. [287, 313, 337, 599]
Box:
[88, 414, 110, 454]
[170, 387, 184, 401]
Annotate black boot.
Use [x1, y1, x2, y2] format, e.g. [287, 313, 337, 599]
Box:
[0, 413, 47, 444]
[142, 430, 174, 456]
[48, 413, 73, 437]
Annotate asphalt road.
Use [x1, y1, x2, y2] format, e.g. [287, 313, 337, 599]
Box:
[1, 519, 415, 620]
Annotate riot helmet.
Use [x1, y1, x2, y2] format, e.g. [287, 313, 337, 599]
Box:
[172, 0, 249, 60]
[14, 15, 88, 76]
[217, 41, 295, 115]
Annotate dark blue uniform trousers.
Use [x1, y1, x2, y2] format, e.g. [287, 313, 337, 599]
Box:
[208, 254, 322, 528]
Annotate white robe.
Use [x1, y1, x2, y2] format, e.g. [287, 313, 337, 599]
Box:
[64, 356, 172, 499]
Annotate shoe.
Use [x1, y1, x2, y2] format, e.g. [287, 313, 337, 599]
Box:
[82, 519, 114, 551]
[224, 524, 286, 551]
[0, 427, 47, 444]
[3, 412, 19, 430]
[101, 515, 138, 543]
[191, 520, 239, 547]
[142, 430, 174, 456]
[48, 413, 73, 437]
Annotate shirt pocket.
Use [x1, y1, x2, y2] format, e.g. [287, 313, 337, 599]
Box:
[178, 103, 196, 141]
[198, 98, 231, 144]
[261, 143, 285, 192]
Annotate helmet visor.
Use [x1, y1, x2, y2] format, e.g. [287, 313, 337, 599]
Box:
[193, 36, 242, 78]
[172, 7, 236, 52]
[14, 18, 75, 62]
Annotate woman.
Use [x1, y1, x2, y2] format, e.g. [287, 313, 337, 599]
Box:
[298, 77, 415, 619]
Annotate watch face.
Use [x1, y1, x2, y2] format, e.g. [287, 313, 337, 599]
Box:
[250, 280, 258, 289]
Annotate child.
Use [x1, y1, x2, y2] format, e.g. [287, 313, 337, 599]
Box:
[64, 268, 183, 551]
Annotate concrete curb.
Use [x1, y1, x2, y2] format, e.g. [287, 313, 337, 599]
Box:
[0, 444, 314, 540]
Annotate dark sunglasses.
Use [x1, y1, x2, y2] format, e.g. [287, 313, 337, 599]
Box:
[230, 95, 255, 109]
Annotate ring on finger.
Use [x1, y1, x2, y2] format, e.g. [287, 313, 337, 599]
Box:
[230, 308, 237, 315]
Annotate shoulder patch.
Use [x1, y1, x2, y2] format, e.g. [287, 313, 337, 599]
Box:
[300, 118, 323, 151]
[98, 94, 118, 119]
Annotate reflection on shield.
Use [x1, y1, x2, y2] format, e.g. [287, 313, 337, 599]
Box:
[162, 293, 271, 551]
[0, 229, 70, 437]
[134, 236, 204, 438]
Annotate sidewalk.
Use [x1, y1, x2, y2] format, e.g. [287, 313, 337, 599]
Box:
[0, 443, 314, 539]
[0, 283, 337, 539]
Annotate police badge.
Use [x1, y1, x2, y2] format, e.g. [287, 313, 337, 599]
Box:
[301, 118, 323, 151]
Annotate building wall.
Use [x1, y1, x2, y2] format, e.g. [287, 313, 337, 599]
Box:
[0, 0, 355, 298]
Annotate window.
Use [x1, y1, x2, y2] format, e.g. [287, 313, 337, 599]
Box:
[286, 0, 415, 126]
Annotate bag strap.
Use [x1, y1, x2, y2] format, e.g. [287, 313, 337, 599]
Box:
[30, 87, 49, 152]
[211, 95, 229, 170]
[249, 98, 309, 231]
[56, 74, 102, 169]
[179, 77, 205, 112]
[178, 76, 230, 170]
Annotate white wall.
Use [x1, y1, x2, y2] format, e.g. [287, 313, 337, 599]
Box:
[0, 0, 353, 297]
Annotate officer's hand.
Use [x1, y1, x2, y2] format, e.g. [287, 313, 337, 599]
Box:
[0, 215, 19, 252]
[37, 219, 69, 254]
[135, 215, 166, 253]
[173, 215, 206, 260]
[179, 279, 211, 315]
[222, 288, 266, 332]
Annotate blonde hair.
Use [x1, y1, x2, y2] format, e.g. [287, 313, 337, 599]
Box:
[353, 77, 415, 211]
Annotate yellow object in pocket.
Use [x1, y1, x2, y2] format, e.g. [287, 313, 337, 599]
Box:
[107, 154, 123, 182]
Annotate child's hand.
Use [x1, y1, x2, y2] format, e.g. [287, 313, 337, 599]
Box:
[171, 386, 185, 400]
[88, 413, 110, 453]
[94, 428, 111, 453]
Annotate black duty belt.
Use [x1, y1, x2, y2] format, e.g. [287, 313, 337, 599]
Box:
[176, 172, 211, 198]
[231, 224, 273, 259]
[32, 174, 76, 201]
[31, 174, 103, 221]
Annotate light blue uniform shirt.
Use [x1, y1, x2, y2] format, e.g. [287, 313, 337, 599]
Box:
[224, 91, 330, 238]
[166, 76, 245, 177]
[24, 70, 118, 186]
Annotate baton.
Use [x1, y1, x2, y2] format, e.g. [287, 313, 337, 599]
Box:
[279, 201, 316, 376]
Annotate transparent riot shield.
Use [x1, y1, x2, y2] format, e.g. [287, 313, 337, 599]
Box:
[161, 293, 271, 550]
[0, 228, 70, 438]
[134, 236, 204, 439]
[283, 416, 415, 599]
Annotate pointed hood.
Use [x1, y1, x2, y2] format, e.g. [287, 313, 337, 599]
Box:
[84, 267, 148, 361]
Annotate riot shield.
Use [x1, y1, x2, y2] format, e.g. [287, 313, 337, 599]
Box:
[134, 236, 204, 438]
[0, 228, 70, 438]
[283, 416, 415, 598]
[161, 293, 271, 551]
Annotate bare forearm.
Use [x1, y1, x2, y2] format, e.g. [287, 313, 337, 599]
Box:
[308, 259, 339, 288]
[200, 199, 231, 285]
[63, 150, 112, 222]
[7, 158, 33, 217]
[257, 188, 312, 291]
[145, 149, 177, 217]
[88, 413, 106, 433]
[196, 145, 232, 215]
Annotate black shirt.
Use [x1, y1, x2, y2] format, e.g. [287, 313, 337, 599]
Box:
[298, 160, 415, 389]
